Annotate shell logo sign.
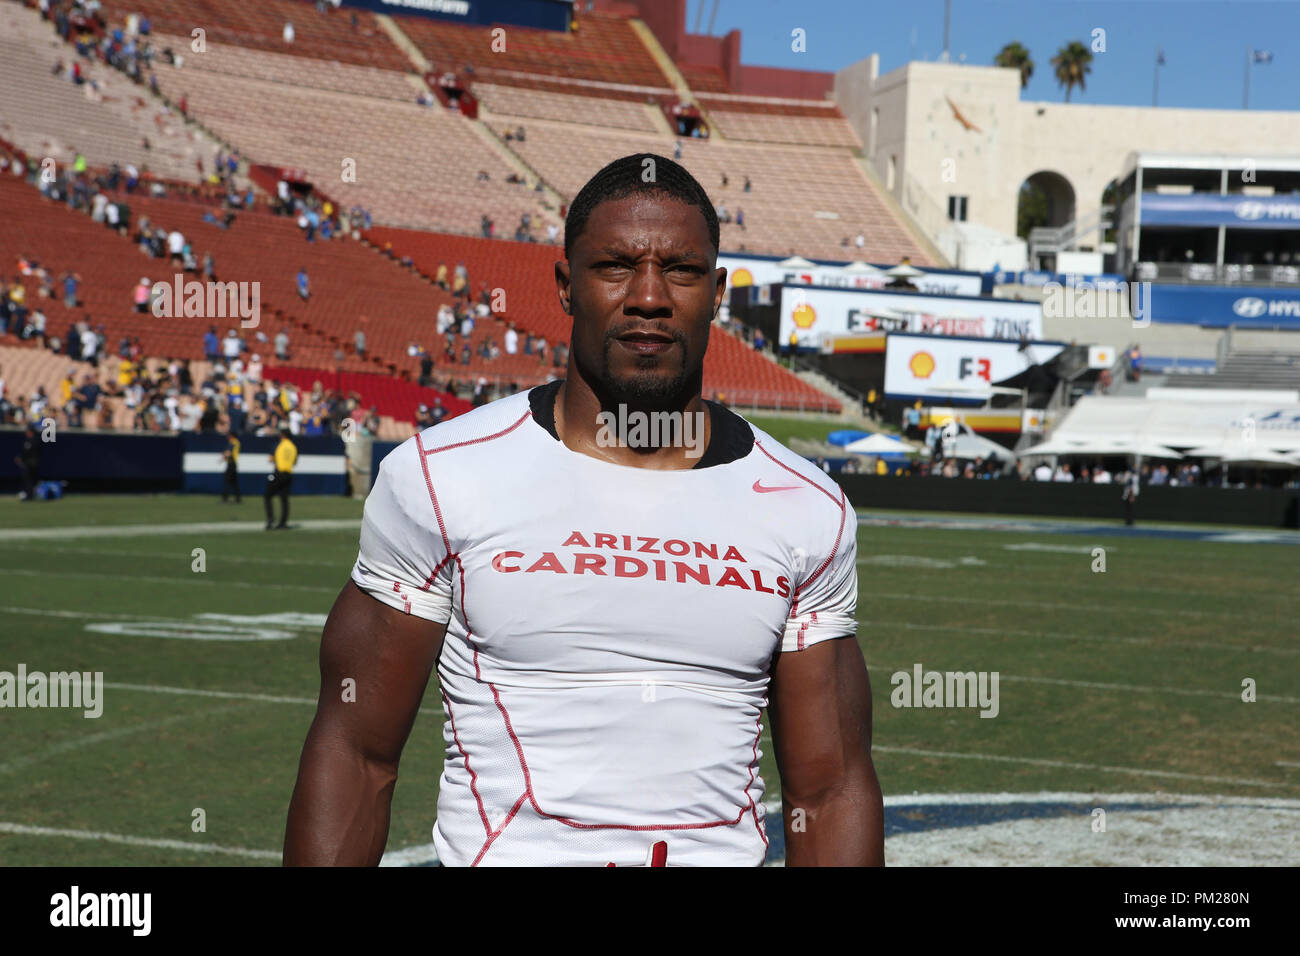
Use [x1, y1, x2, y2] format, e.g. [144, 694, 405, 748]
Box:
[731, 268, 754, 288]
[909, 351, 936, 379]
[791, 302, 817, 329]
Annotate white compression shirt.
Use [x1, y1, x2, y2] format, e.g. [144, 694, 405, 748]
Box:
[351, 384, 858, 866]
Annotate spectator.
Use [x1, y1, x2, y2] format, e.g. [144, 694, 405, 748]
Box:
[80, 322, 100, 367]
[62, 270, 80, 308]
[1053, 463, 1075, 483]
[855, 233, 865, 249]
[1127, 345, 1143, 382]
[222, 329, 242, 361]
[744, 176, 752, 193]
[296, 268, 310, 302]
[504, 325, 518, 355]
[134, 277, 152, 313]
[283, 21, 295, 44]
[736, 208, 745, 230]
[1033, 461, 1052, 481]
[274, 327, 290, 361]
[354, 327, 366, 357]
[435, 263, 448, 290]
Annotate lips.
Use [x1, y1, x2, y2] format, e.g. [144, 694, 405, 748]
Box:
[616, 328, 675, 355]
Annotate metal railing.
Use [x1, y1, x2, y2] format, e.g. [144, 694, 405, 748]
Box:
[1135, 261, 1300, 286]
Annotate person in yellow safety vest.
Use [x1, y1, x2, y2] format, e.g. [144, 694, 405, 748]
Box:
[875, 456, 888, 476]
[265, 424, 297, 530]
[222, 432, 241, 503]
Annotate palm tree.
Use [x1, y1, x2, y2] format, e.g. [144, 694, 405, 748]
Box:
[1051, 41, 1093, 102]
[994, 42, 1034, 89]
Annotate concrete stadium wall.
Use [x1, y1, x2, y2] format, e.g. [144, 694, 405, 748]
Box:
[836, 59, 1300, 243]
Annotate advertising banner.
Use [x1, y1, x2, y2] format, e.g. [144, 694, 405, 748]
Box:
[777, 285, 1043, 347]
[883, 333, 1065, 403]
[721, 255, 983, 298]
[1139, 192, 1300, 229]
[1147, 284, 1300, 328]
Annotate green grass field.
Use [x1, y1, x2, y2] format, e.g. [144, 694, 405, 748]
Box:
[1, 493, 1297, 865]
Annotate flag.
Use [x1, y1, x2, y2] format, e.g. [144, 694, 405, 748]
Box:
[1251, 49, 1273, 63]
[1156, 47, 1165, 66]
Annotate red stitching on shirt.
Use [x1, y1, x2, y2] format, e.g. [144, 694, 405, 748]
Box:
[441, 688, 490, 838]
[453, 550, 765, 837]
[791, 485, 848, 617]
[423, 409, 532, 457]
[753, 438, 842, 507]
[473, 791, 528, 867]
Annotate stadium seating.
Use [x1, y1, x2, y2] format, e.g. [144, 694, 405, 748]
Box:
[0, 3, 218, 182]
[144, 62, 559, 239]
[484, 119, 929, 263]
[474, 83, 661, 132]
[96, 0, 411, 72]
[399, 11, 671, 91]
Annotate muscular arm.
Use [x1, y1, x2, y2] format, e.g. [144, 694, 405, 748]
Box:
[767, 636, 884, 866]
[284, 581, 447, 866]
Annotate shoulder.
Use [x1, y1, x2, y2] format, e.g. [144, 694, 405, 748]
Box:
[413, 389, 534, 457]
[743, 418, 846, 509]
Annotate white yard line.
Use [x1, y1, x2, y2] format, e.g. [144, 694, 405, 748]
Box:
[0, 701, 262, 776]
[99, 680, 441, 717]
[0, 822, 282, 860]
[869, 745, 1293, 789]
[0, 518, 361, 542]
[0, 567, 338, 593]
[858, 617, 1298, 656]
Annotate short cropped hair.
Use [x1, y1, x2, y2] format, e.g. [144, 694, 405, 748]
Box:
[564, 153, 719, 259]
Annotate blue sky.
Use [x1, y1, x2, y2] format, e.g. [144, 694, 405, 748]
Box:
[685, 0, 1299, 111]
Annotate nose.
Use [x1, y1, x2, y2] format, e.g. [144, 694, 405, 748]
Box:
[623, 263, 673, 320]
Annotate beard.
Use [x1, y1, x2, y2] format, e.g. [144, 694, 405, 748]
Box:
[574, 320, 704, 411]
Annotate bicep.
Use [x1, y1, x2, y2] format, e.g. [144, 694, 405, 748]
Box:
[767, 636, 874, 801]
[310, 580, 447, 768]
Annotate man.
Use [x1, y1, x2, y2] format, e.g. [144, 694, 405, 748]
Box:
[14, 423, 41, 501]
[1122, 466, 1140, 526]
[265, 424, 296, 529]
[285, 153, 882, 867]
[222, 431, 241, 503]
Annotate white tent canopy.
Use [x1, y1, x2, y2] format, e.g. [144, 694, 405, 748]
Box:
[777, 255, 816, 269]
[844, 433, 913, 455]
[1022, 395, 1300, 462]
[842, 260, 885, 275]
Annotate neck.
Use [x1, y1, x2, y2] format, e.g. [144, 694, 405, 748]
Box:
[553, 358, 711, 470]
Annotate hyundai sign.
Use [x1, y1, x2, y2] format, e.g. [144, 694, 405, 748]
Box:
[1148, 284, 1300, 328]
[1140, 192, 1300, 229]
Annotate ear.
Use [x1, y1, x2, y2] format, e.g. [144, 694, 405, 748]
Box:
[555, 258, 572, 314]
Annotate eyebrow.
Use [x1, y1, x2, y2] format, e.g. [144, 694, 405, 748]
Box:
[593, 246, 708, 266]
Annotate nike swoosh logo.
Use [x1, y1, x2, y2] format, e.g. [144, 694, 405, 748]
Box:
[753, 480, 802, 493]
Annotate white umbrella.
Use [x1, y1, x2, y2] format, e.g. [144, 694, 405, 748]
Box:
[842, 260, 884, 275]
[778, 255, 816, 269]
[884, 262, 926, 278]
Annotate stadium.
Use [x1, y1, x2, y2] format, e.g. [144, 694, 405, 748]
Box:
[0, 0, 1297, 876]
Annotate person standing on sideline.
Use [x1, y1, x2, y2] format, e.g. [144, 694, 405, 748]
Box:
[265, 424, 297, 529]
[222, 431, 242, 503]
[15, 422, 41, 501]
[1122, 466, 1140, 526]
